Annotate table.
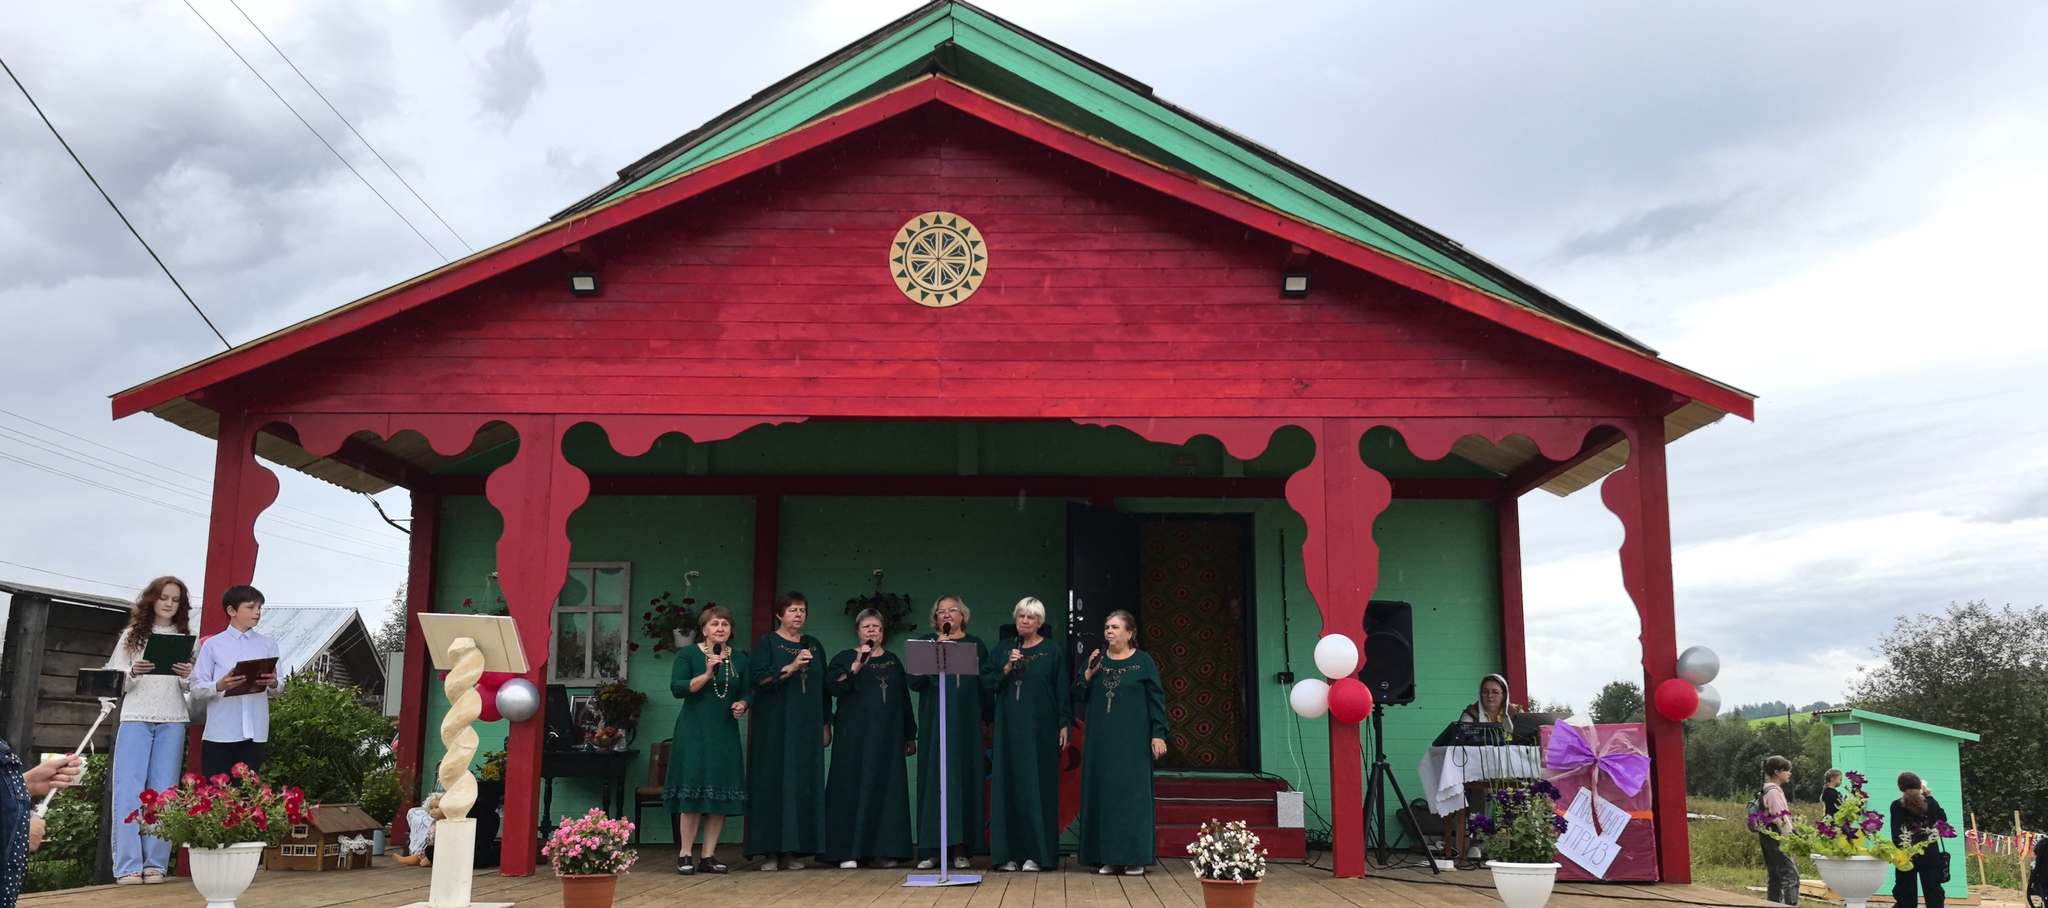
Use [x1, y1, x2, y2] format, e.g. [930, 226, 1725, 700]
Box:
[1417, 744, 1543, 866]
[541, 748, 639, 830]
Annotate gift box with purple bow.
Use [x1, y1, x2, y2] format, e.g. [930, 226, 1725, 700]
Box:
[1540, 722, 1660, 881]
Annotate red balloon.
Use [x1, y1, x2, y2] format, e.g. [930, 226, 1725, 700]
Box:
[1327, 678, 1375, 724]
[1654, 678, 1701, 722]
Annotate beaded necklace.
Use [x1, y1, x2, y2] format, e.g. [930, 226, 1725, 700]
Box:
[1099, 649, 1138, 713]
[698, 640, 734, 699]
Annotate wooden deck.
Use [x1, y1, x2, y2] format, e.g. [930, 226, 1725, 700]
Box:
[20, 851, 1780, 908]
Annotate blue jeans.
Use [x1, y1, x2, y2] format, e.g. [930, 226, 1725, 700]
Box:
[113, 721, 186, 877]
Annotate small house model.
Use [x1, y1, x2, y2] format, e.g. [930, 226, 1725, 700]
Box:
[267, 803, 383, 871]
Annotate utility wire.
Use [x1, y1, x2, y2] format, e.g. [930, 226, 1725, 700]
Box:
[179, 0, 450, 262]
[225, 0, 473, 253]
[0, 558, 137, 593]
[0, 53, 232, 349]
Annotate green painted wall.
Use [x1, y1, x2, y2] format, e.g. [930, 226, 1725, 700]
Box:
[421, 422, 1504, 846]
[1826, 716, 1970, 900]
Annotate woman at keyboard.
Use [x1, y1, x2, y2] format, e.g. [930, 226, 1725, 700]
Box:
[1456, 674, 1519, 743]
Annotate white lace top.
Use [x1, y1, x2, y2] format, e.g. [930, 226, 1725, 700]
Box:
[102, 626, 193, 724]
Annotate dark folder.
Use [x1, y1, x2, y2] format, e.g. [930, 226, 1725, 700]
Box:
[220, 657, 279, 697]
[141, 634, 197, 675]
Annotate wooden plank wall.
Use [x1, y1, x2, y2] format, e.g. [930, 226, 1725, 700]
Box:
[239, 106, 1657, 422]
[1, 594, 127, 755]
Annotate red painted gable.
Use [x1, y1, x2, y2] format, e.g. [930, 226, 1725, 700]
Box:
[227, 106, 1661, 423]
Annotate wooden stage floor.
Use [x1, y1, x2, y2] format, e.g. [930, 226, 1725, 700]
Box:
[20, 851, 1780, 908]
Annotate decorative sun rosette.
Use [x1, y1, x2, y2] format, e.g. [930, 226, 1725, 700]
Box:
[890, 212, 987, 307]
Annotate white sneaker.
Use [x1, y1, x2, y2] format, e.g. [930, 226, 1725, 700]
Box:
[1097, 864, 1117, 875]
[915, 858, 937, 870]
[1123, 865, 1145, 876]
[783, 856, 808, 870]
[759, 857, 779, 871]
[997, 861, 1019, 872]
[1022, 859, 1042, 872]
[877, 859, 899, 869]
[953, 856, 971, 870]
[839, 860, 858, 869]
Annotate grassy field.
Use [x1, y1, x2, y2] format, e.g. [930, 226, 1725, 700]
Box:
[1689, 797, 2037, 898]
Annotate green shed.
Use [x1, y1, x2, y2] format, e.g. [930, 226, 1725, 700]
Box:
[1816, 708, 1978, 901]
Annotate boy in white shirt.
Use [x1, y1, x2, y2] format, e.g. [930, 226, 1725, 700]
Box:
[189, 585, 282, 777]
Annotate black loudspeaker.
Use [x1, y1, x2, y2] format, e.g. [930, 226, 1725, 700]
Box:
[1359, 600, 1415, 706]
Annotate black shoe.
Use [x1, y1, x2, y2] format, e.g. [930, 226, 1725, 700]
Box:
[699, 856, 729, 874]
[677, 856, 696, 875]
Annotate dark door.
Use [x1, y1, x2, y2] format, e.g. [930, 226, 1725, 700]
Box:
[1140, 517, 1253, 770]
[1065, 502, 1140, 680]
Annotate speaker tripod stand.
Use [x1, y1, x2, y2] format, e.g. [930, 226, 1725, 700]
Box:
[1363, 704, 1442, 873]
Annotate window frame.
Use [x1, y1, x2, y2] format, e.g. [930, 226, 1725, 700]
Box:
[547, 562, 632, 687]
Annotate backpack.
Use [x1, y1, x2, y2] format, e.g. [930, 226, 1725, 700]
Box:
[1745, 786, 1770, 832]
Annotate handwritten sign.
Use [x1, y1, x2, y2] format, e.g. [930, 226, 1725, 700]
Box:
[1555, 788, 1631, 877]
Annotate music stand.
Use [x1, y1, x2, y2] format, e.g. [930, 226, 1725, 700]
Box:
[900, 637, 981, 887]
[400, 614, 530, 908]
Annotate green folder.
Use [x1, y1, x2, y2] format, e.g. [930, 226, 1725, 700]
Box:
[141, 633, 197, 675]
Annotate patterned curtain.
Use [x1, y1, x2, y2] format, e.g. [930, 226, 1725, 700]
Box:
[1140, 519, 1249, 769]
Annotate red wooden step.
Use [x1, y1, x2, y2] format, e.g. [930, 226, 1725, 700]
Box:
[1155, 799, 1278, 826]
[1153, 777, 1290, 800]
[1155, 823, 1307, 860]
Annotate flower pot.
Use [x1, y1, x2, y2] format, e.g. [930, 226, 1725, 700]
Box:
[1486, 861, 1561, 908]
[1198, 878, 1259, 908]
[1813, 854, 1889, 908]
[560, 872, 620, 908]
[188, 841, 268, 908]
[673, 630, 695, 649]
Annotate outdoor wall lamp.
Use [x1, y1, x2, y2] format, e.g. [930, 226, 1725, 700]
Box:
[569, 272, 600, 296]
[1281, 273, 1310, 297]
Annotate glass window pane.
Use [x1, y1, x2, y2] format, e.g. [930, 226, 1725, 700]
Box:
[558, 569, 590, 609]
[593, 567, 626, 606]
[556, 611, 589, 679]
[593, 610, 624, 681]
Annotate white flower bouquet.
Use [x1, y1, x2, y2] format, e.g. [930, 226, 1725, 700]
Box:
[1187, 819, 1268, 881]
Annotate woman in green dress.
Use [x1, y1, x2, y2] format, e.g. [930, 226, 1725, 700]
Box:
[747, 591, 831, 870]
[908, 595, 988, 871]
[822, 609, 917, 868]
[1074, 610, 1169, 875]
[664, 605, 750, 875]
[983, 596, 1070, 872]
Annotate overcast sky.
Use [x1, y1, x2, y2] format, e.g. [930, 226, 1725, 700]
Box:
[3, 1, 2045, 716]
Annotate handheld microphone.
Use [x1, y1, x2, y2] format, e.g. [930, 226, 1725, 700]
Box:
[941, 620, 953, 636]
[711, 641, 724, 657]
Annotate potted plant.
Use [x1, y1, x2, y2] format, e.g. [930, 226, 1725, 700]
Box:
[635, 591, 699, 657]
[359, 766, 403, 856]
[543, 808, 637, 908]
[130, 764, 309, 908]
[1761, 771, 1955, 908]
[1186, 819, 1266, 908]
[1468, 779, 1568, 908]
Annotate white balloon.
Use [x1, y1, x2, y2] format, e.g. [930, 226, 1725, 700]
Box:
[1289, 678, 1331, 719]
[1690, 683, 1721, 722]
[1313, 635, 1360, 679]
[1676, 646, 1721, 686]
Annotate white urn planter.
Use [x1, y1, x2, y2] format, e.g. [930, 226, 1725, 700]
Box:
[187, 841, 268, 908]
[1486, 861, 1561, 908]
[1812, 854, 1889, 908]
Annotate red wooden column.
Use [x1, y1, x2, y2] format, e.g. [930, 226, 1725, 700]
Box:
[1283, 418, 1392, 879]
[391, 490, 441, 847]
[187, 411, 279, 765]
[483, 416, 591, 876]
[1600, 418, 1690, 882]
[1496, 495, 1529, 707]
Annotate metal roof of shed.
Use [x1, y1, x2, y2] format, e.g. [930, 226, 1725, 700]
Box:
[255, 605, 379, 682]
[1814, 708, 1980, 743]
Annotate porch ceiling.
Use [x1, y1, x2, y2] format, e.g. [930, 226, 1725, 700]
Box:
[144, 398, 1723, 499]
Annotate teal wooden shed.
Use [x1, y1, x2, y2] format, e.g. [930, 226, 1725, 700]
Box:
[1816, 708, 1978, 901]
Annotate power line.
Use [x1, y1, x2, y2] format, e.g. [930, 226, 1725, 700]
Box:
[0, 558, 136, 593]
[225, 0, 474, 254]
[0, 53, 232, 349]
[178, 0, 450, 262]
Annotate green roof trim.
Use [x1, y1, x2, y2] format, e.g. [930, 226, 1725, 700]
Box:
[1814, 708, 1980, 742]
[555, 2, 1648, 352]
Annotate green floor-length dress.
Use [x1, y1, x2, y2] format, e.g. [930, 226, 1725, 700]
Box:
[1074, 649, 1169, 867]
[907, 632, 989, 857]
[821, 645, 916, 864]
[663, 643, 751, 815]
[982, 634, 1069, 868]
[746, 631, 829, 858]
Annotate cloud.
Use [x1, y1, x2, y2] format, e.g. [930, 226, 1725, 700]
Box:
[472, 6, 546, 127]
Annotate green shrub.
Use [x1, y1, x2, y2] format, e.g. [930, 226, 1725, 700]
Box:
[23, 860, 91, 893]
[264, 675, 396, 804]
[361, 766, 404, 827]
[23, 753, 111, 893]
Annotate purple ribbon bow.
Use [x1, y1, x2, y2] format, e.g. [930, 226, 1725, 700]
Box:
[1545, 722, 1651, 835]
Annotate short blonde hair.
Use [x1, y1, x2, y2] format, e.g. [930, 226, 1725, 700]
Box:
[932, 595, 969, 629]
[1013, 597, 1046, 623]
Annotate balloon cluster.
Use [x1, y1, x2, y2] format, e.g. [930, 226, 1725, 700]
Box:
[435, 671, 543, 722]
[1653, 646, 1721, 722]
[1287, 634, 1374, 724]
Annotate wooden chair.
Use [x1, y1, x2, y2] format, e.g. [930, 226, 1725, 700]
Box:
[633, 739, 673, 845]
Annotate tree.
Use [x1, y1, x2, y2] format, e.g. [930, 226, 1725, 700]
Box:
[1850, 600, 2048, 825]
[373, 582, 407, 656]
[1531, 698, 1576, 719]
[265, 675, 397, 804]
[1590, 680, 1645, 724]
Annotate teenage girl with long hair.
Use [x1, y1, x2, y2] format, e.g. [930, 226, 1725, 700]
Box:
[101, 576, 194, 885]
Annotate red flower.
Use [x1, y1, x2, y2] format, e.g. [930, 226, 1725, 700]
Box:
[627, 642, 640, 651]
[210, 773, 231, 788]
[182, 773, 205, 787]
[231, 762, 253, 780]
[137, 789, 159, 807]
[125, 808, 141, 824]
[655, 604, 667, 612]
[188, 798, 212, 817]
[253, 808, 268, 832]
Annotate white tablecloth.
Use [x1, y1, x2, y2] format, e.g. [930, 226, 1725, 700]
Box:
[1417, 745, 1544, 816]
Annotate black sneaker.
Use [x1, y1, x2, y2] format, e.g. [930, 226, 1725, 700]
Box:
[677, 856, 696, 875]
[699, 856, 729, 874]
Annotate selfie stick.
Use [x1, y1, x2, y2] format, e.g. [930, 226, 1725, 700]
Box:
[34, 696, 116, 817]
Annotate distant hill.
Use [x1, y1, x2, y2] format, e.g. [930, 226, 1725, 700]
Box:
[1731, 700, 1836, 719]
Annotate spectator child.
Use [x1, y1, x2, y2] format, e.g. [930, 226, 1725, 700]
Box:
[1757, 755, 1799, 906]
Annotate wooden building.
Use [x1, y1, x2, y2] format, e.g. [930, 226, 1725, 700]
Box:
[258, 605, 386, 696]
[110, 1, 1752, 879]
[267, 803, 382, 872]
[1, 580, 131, 757]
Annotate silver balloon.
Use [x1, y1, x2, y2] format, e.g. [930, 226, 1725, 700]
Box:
[496, 678, 542, 722]
[1676, 646, 1720, 686]
[1690, 683, 1721, 722]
